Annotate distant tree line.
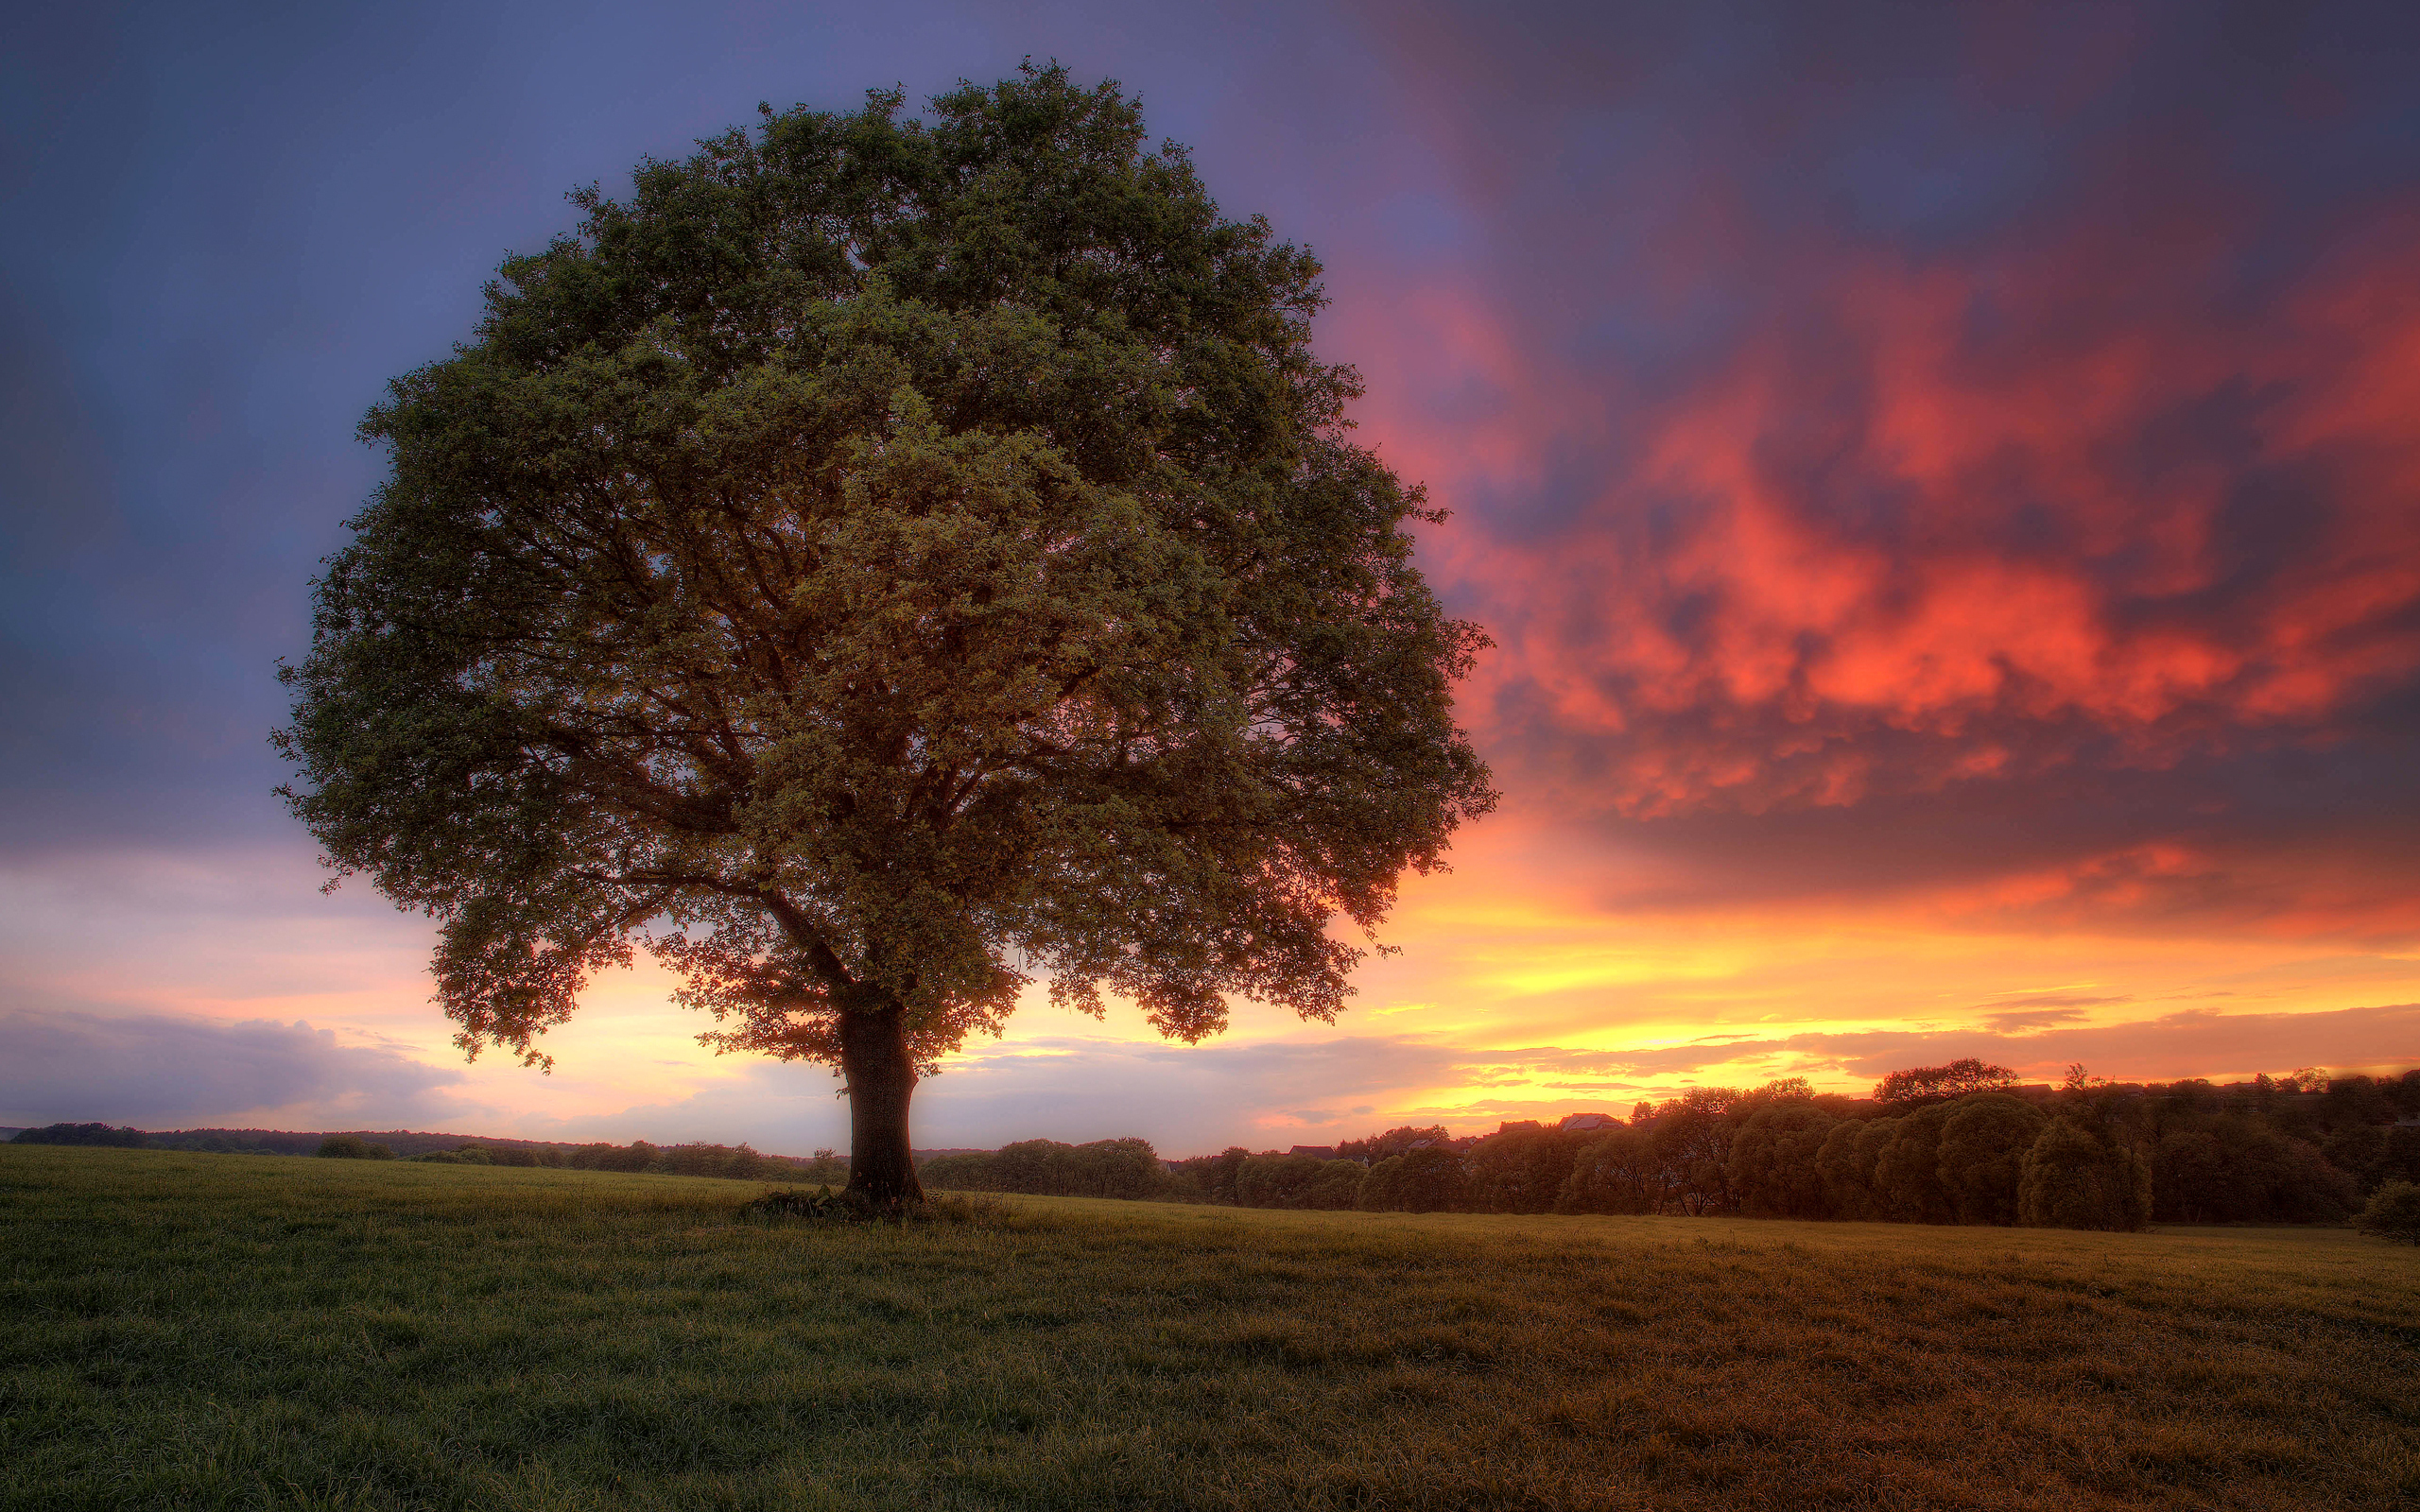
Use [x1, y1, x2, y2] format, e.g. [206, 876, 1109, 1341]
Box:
[917, 1139, 1169, 1199]
[8, 1125, 848, 1182]
[19, 1060, 2417, 1232]
[915, 1062, 2420, 1232]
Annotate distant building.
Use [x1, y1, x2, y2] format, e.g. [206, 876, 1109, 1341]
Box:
[1559, 1112, 1616, 1132]
[1495, 1121, 1543, 1136]
[1288, 1144, 1338, 1160]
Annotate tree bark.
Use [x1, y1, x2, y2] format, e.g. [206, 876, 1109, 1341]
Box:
[838, 1002, 924, 1211]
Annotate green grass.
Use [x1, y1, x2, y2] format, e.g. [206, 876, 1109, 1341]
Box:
[3, 1147, 2415, 1510]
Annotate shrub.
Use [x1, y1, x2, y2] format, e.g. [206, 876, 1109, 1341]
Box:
[796, 1147, 850, 1184]
[740, 1186, 1006, 1227]
[2356, 1180, 2420, 1245]
[315, 1135, 394, 1160]
[2018, 1119, 2152, 1231]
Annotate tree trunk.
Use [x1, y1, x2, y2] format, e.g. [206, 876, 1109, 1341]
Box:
[838, 1002, 924, 1211]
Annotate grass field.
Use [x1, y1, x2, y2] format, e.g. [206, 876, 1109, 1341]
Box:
[3, 1147, 2415, 1510]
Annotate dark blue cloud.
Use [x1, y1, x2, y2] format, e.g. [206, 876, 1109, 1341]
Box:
[0, 1008, 465, 1127]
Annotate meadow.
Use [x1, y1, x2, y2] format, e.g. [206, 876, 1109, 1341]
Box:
[3, 1147, 2414, 1510]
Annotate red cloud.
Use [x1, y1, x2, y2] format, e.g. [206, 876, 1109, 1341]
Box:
[1342, 191, 2420, 824]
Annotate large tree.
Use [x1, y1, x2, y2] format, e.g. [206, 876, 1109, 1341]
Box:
[275, 66, 1495, 1209]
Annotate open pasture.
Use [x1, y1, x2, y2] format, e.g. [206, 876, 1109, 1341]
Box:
[3, 1146, 2414, 1510]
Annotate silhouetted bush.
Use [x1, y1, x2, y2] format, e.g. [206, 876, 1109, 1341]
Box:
[315, 1135, 394, 1160]
[2356, 1180, 2420, 1245]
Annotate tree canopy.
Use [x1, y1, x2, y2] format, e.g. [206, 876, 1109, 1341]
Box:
[1874, 1058, 2018, 1107]
[274, 65, 1495, 1206]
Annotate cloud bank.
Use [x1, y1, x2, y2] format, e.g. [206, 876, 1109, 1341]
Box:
[0, 1009, 466, 1131]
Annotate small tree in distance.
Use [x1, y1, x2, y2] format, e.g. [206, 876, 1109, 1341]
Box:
[274, 66, 1494, 1211]
[2357, 1180, 2420, 1245]
[1875, 1058, 2019, 1107]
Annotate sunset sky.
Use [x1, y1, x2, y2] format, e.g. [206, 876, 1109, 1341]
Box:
[6, 0, 2418, 1156]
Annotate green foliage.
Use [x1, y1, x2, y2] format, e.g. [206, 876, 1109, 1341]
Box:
[2356, 1179, 2420, 1245]
[8, 1146, 2420, 1510]
[796, 1147, 850, 1184]
[1847, 1117, 1904, 1217]
[1335, 1125, 1452, 1164]
[409, 1143, 495, 1165]
[2155, 1116, 2358, 1224]
[568, 1140, 658, 1173]
[272, 64, 1495, 1205]
[1872, 1106, 1958, 1223]
[1465, 1126, 1584, 1214]
[315, 1135, 395, 1160]
[1297, 1160, 1369, 1211]
[915, 1152, 996, 1189]
[919, 1138, 1169, 1199]
[10, 1123, 147, 1147]
[1730, 1101, 1837, 1219]
[1234, 1152, 1328, 1208]
[656, 1142, 782, 1179]
[739, 1184, 995, 1224]
[1353, 1154, 1407, 1211]
[2020, 1119, 2152, 1232]
[1558, 1127, 1667, 1215]
[1814, 1118, 1881, 1220]
[1936, 1093, 2046, 1226]
[1356, 1144, 1466, 1213]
